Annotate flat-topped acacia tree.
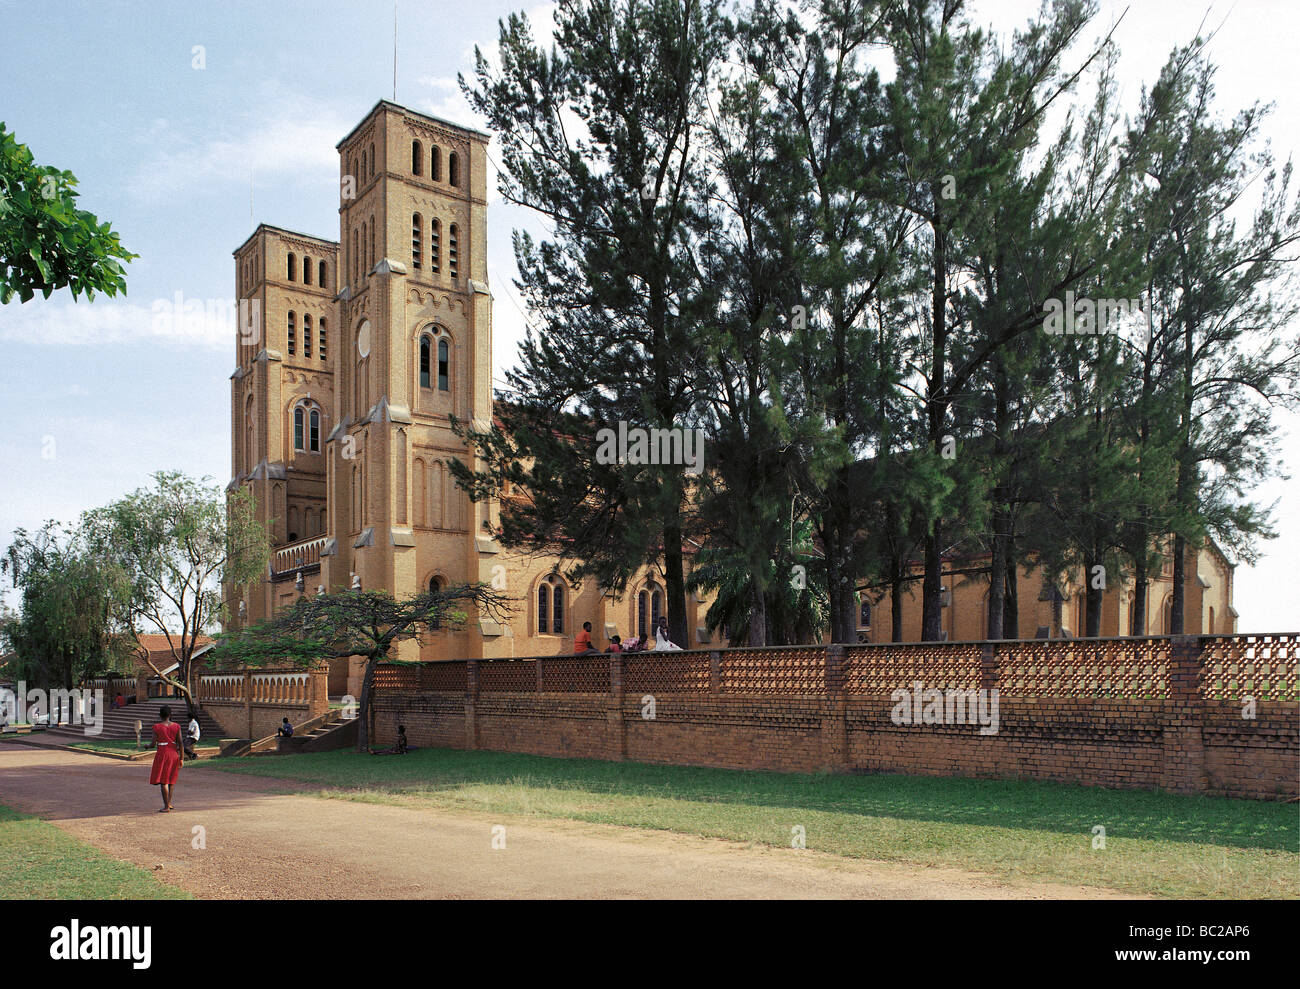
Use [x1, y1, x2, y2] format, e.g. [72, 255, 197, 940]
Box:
[211, 584, 512, 752]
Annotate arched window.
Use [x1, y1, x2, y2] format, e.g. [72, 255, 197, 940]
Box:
[430, 218, 441, 273]
[419, 334, 432, 389]
[637, 591, 648, 638]
[412, 139, 423, 175]
[303, 314, 312, 358]
[361, 221, 368, 273]
[309, 408, 320, 452]
[352, 228, 359, 283]
[319, 318, 327, 362]
[859, 598, 871, 628]
[552, 581, 565, 634]
[303, 256, 312, 286]
[537, 575, 565, 634]
[294, 406, 305, 451]
[369, 214, 376, 269]
[318, 260, 327, 289]
[431, 146, 441, 182]
[287, 311, 296, 355]
[448, 224, 459, 279]
[287, 253, 296, 281]
[411, 213, 422, 269]
[368, 142, 375, 179]
[437, 338, 449, 391]
[448, 151, 459, 188]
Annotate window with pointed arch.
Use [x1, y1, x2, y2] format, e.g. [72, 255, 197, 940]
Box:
[537, 574, 566, 635]
[448, 151, 459, 188]
[859, 597, 871, 629]
[438, 337, 449, 391]
[318, 259, 327, 289]
[303, 256, 312, 286]
[431, 146, 441, 182]
[287, 253, 296, 282]
[637, 581, 664, 639]
[412, 139, 423, 176]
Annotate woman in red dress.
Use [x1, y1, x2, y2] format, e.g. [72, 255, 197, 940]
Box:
[147, 705, 183, 812]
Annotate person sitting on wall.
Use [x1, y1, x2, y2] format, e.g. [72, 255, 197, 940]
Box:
[276, 717, 294, 738]
[574, 621, 597, 654]
[605, 635, 623, 653]
[653, 618, 683, 652]
[622, 633, 644, 653]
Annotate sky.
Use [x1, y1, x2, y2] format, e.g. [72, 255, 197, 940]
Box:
[0, 0, 1296, 631]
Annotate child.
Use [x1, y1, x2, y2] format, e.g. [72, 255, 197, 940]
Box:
[605, 635, 623, 653]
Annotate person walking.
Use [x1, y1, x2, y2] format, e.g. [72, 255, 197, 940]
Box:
[147, 704, 182, 812]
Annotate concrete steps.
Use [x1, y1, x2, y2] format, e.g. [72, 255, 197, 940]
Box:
[46, 698, 223, 743]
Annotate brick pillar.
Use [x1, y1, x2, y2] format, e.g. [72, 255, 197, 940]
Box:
[135, 672, 146, 704]
[823, 644, 849, 772]
[242, 671, 253, 739]
[465, 659, 479, 751]
[608, 652, 626, 761]
[1160, 635, 1207, 794]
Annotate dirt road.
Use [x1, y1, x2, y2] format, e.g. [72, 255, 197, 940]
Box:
[0, 746, 1140, 899]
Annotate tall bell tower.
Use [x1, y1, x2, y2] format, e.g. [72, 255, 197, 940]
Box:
[229, 224, 339, 626]
[320, 101, 497, 659]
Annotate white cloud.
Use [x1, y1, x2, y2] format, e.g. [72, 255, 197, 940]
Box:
[127, 92, 354, 201]
[0, 295, 231, 351]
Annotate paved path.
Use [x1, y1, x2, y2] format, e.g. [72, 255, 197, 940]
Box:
[0, 746, 1141, 899]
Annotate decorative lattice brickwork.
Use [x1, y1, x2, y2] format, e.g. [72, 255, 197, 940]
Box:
[420, 661, 468, 692]
[539, 655, 610, 692]
[1201, 634, 1299, 702]
[371, 664, 421, 691]
[624, 654, 710, 693]
[993, 638, 1172, 698]
[718, 647, 825, 693]
[478, 659, 537, 693]
[844, 643, 982, 692]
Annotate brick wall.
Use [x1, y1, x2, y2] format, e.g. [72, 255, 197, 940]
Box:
[370, 635, 1298, 801]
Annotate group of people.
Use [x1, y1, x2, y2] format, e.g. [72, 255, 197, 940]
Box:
[573, 617, 682, 654]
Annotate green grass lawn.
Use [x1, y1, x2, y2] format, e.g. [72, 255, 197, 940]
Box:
[0, 804, 190, 899]
[67, 738, 150, 754]
[199, 747, 1300, 899]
